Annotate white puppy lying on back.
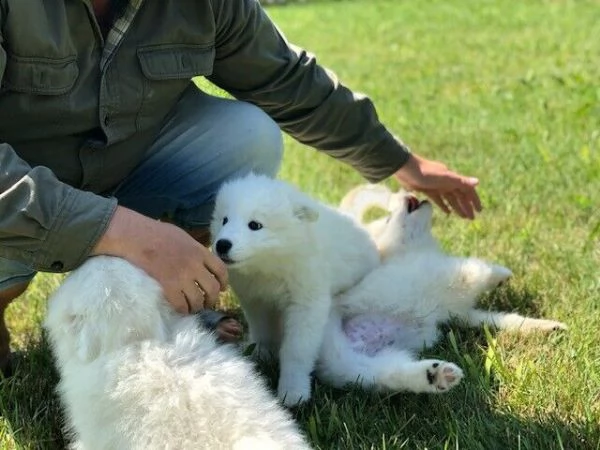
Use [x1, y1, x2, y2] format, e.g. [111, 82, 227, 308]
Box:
[44, 256, 311, 450]
[316, 185, 567, 392]
[210, 173, 380, 405]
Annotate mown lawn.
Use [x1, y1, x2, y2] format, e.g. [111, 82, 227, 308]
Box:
[1, 0, 599, 448]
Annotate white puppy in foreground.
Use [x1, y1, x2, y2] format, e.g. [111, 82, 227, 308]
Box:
[211, 174, 380, 405]
[44, 256, 311, 450]
[317, 185, 567, 392]
[211, 175, 567, 402]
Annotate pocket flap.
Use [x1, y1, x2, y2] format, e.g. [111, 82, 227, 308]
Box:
[137, 44, 215, 80]
[3, 54, 79, 95]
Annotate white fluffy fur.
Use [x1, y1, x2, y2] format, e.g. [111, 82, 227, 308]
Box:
[211, 176, 567, 400]
[317, 185, 567, 392]
[44, 256, 311, 450]
[210, 174, 380, 405]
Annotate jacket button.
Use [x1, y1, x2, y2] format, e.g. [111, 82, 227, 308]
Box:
[50, 261, 64, 271]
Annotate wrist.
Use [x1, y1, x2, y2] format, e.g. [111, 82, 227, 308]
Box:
[393, 154, 419, 184]
[91, 206, 137, 258]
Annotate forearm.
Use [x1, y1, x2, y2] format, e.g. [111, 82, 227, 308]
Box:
[208, 0, 410, 182]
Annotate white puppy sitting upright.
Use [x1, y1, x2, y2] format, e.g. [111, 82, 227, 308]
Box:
[210, 173, 380, 405]
[44, 256, 311, 450]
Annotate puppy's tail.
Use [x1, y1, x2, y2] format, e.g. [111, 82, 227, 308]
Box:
[339, 185, 392, 222]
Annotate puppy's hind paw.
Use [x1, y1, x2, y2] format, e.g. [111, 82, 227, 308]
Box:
[517, 318, 568, 334]
[426, 361, 463, 393]
[541, 320, 568, 332]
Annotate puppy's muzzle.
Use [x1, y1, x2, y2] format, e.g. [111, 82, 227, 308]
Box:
[215, 239, 233, 261]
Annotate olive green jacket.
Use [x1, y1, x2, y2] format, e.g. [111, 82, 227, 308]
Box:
[0, 0, 410, 273]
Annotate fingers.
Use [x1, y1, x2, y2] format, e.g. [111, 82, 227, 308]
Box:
[461, 178, 482, 213]
[178, 268, 222, 314]
[179, 248, 228, 313]
[444, 191, 472, 220]
[424, 183, 482, 220]
[194, 271, 221, 310]
[425, 191, 451, 215]
[448, 178, 483, 219]
[203, 249, 229, 292]
[420, 176, 482, 219]
[180, 280, 209, 314]
[393, 154, 483, 219]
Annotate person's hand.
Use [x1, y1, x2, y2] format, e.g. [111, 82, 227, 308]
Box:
[91, 206, 228, 314]
[394, 154, 482, 219]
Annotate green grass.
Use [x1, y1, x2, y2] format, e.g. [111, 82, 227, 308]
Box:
[2, 0, 599, 448]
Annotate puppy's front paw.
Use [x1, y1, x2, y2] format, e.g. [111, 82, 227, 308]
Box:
[426, 361, 463, 392]
[277, 375, 311, 407]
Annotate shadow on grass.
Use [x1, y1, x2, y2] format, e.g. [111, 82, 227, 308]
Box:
[293, 381, 600, 450]
[0, 284, 593, 450]
[479, 282, 549, 319]
[0, 336, 66, 450]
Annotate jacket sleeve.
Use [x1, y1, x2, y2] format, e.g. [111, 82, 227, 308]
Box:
[208, 0, 411, 183]
[0, 145, 118, 273]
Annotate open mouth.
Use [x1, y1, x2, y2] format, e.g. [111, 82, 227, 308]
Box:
[406, 196, 428, 214]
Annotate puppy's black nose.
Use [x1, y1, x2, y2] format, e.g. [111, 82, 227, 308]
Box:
[215, 239, 232, 255]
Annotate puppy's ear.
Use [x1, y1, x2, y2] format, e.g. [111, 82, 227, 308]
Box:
[293, 203, 319, 222]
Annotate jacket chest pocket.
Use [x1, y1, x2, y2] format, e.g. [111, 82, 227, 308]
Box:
[137, 44, 215, 80]
[2, 54, 79, 95]
[135, 44, 215, 131]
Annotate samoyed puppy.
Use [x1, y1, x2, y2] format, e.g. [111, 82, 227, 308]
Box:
[44, 256, 311, 450]
[210, 174, 380, 405]
[316, 185, 567, 392]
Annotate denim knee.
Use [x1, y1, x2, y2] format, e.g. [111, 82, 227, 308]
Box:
[111, 91, 286, 229]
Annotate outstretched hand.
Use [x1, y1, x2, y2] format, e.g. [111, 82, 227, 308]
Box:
[394, 154, 482, 219]
[92, 206, 228, 314]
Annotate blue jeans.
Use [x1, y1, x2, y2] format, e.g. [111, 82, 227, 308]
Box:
[0, 85, 283, 291]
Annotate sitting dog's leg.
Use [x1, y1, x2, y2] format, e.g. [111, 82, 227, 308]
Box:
[277, 291, 331, 406]
[242, 301, 280, 361]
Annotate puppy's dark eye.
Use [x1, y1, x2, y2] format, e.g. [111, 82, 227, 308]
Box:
[222, 217, 228, 225]
[248, 221, 263, 231]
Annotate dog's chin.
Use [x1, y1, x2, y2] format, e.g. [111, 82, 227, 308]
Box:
[218, 255, 247, 270]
